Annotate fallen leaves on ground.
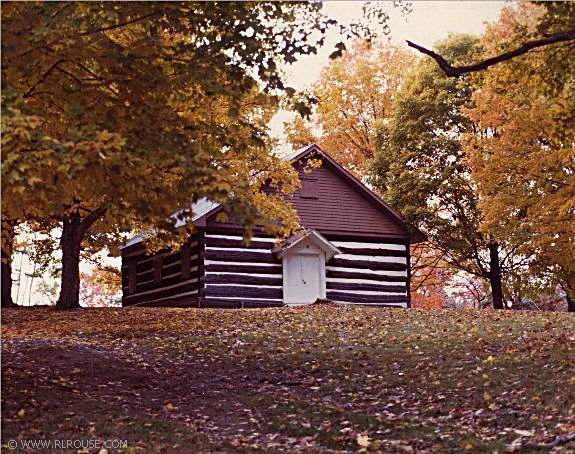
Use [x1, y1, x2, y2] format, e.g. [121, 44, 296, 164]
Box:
[2, 307, 574, 453]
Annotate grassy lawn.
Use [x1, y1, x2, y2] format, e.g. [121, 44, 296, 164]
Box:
[2, 306, 574, 453]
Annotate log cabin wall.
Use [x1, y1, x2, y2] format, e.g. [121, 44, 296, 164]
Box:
[198, 225, 410, 308]
[200, 228, 284, 308]
[121, 233, 202, 307]
[322, 235, 409, 307]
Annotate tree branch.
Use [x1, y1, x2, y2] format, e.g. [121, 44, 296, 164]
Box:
[406, 27, 575, 77]
[79, 10, 163, 37]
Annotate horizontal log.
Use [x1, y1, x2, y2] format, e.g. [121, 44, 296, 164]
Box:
[135, 259, 154, 274]
[336, 246, 406, 257]
[203, 274, 283, 286]
[330, 258, 407, 272]
[125, 295, 199, 308]
[135, 269, 200, 293]
[326, 282, 406, 293]
[136, 270, 154, 283]
[323, 234, 408, 244]
[327, 291, 407, 305]
[205, 237, 275, 250]
[204, 226, 275, 238]
[326, 269, 407, 283]
[124, 280, 199, 305]
[205, 285, 283, 299]
[205, 264, 282, 275]
[203, 250, 278, 264]
[162, 251, 182, 266]
[160, 257, 199, 278]
[200, 298, 283, 308]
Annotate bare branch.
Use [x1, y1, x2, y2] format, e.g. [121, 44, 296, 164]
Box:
[406, 27, 575, 77]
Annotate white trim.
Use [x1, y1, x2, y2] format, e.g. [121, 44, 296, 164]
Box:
[326, 277, 406, 286]
[205, 272, 282, 278]
[326, 266, 408, 277]
[124, 277, 199, 299]
[206, 247, 271, 253]
[327, 289, 406, 296]
[204, 260, 281, 267]
[204, 296, 283, 302]
[205, 283, 282, 289]
[335, 254, 407, 264]
[331, 241, 406, 251]
[206, 234, 277, 242]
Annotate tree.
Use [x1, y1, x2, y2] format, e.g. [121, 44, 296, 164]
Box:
[406, 3, 575, 77]
[2, 2, 345, 309]
[284, 41, 416, 175]
[370, 34, 531, 309]
[79, 271, 121, 307]
[462, 3, 575, 311]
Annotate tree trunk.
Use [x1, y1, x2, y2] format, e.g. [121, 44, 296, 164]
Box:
[567, 292, 575, 313]
[1, 221, 17, 308]
[56, 214, 84, 310]
[55, 207, 106, 310]
[488, 243, 505, 310]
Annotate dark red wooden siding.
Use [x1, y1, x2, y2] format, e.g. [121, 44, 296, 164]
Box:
[290, 161, 408, 238]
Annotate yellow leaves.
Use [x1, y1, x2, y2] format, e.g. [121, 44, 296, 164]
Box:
[569, 376, 575, 385]
[356, 433, 370, 448]
[483, 391, 492, 401]
[17, 409, 25, 417]
[164, 402, 175, 411]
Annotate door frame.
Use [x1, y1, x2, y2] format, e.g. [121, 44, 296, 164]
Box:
[282, 244, 326, 305]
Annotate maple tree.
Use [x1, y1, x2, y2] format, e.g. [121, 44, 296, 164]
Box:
[409, 242, 453, 309]
[3, 2, 368, 309]
[284, 41, 416, 175]
[462, 3, 575, 312]
[370, 34, 533, 310]
[79, 271, 121, 307]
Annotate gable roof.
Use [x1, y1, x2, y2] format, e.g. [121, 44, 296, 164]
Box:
[272, 229, 341, 260]
[196, 144, 425, 242]
[124, 144, 426, 248]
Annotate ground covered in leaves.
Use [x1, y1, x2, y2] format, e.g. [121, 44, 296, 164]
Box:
[2, 307, 574, 453]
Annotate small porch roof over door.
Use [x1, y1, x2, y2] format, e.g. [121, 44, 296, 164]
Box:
[272, 229, 341, 260]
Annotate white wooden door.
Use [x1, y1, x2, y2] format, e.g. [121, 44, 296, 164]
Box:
[284, 253, 321, 304]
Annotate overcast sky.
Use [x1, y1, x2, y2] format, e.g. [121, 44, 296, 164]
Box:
[270, 0, 507, 139]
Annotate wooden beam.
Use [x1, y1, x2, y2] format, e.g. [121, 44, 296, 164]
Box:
[128, 263, 137, 294]
[203, 250, 277, 263]
[124, 281, 199, 305]
[336, 246, 406, 257]
[205, 285, 283, 299]
[327, 291, 407, 304]
[330, 258, 407, 272]
[203, 274, 283, 286]
[201, 298, 283, 308]
[326, 269, 406, 282]
[326, 282, 406, 293]
[205, 264, 282, 275]
[205, 237, 274, 249]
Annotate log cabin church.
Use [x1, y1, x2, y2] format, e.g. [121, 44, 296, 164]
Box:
[121, 144, 425, 308]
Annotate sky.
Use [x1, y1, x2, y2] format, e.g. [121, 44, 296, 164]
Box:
[270, 0, 506, 139]
[12, 1, 508, 305]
